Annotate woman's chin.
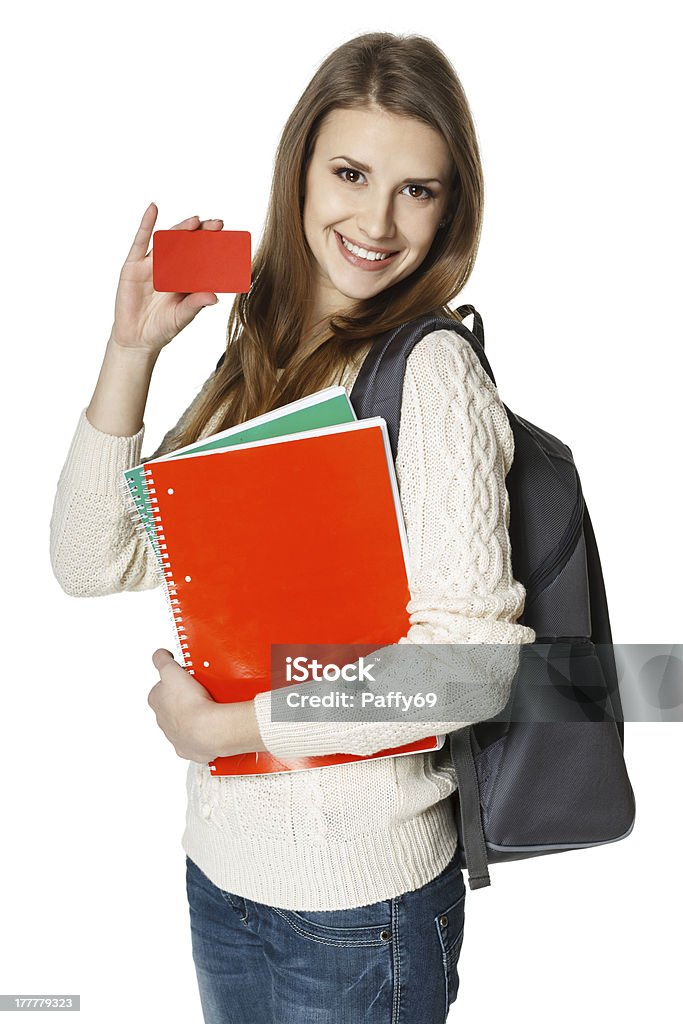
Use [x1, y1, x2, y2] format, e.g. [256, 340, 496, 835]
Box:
[329, 272, 391, 302]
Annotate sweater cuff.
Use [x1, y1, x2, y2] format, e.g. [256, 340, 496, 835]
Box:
[60, 409, 146, 495]
[252, 688, 347, 759]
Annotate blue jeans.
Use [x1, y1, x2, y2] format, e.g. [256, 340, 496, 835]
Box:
[186, 848, 466, 1024]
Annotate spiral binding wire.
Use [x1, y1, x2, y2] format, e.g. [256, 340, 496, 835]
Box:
[120, 465, 194, 674]
[122, 463, 160, 559]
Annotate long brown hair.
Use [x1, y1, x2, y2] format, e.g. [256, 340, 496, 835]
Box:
[171, 31, 484, 449]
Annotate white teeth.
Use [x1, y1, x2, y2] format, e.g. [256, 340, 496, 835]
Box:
[340, 234, 393, 261]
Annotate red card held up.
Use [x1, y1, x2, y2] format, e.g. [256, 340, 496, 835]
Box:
[152, 229, 251, 294]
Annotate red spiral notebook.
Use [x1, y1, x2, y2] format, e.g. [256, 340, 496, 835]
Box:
[142, 418, 443, 775]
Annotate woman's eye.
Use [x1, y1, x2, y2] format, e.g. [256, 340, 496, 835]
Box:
[403, 183, 434, 201]
[333, 167, 434, 201]
[334, 166, 366, 186]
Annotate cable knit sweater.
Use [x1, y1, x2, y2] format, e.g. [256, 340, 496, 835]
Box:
[49, 328, 536, 911]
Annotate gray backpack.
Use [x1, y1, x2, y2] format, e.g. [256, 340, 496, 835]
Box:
[349, 306, 636, 890]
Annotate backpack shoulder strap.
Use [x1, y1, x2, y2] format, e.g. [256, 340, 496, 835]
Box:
[454, 304, 485, 348]
[449, 729, 492, 889]
[349, 308, 495, 463]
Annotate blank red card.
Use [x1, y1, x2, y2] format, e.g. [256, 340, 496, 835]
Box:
[152, 229, 251, 294]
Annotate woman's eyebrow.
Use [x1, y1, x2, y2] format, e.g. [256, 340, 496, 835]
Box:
[328, 155, 444, 186]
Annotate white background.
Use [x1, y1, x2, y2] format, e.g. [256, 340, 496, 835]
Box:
[2, 1, 681, 1021]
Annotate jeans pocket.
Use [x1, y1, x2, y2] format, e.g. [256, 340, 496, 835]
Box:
[273, 901, 394, 948]
[434, 889, 465, 1011]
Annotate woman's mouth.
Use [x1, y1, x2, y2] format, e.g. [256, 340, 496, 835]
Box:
[334, 231, 399, 271]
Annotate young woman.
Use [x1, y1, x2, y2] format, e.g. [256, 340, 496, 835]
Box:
[50, 31, 535, 1024]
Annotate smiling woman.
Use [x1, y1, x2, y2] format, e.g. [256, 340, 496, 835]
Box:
[301, 106, 454, 319]
[148, 33, 482, 446]
[49, 29, 523, 1024]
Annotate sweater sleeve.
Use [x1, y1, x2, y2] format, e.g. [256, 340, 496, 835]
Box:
[252, 328, 537, 757]
[49, 368, 218, 597]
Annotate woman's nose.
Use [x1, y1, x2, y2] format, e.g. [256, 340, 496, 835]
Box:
[356, 196, 396, 245]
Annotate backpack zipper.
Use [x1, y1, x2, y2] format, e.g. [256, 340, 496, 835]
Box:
[524, 487, 585, 602]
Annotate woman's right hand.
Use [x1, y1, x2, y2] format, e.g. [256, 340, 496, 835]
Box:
[109, 203, 223, 355]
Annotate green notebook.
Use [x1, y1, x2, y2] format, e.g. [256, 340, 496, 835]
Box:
[123, 385, 357, 555]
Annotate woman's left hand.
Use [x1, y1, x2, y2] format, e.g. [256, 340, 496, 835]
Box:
[147, 649, 266, 763]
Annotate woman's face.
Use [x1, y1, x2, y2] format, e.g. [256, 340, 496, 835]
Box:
[302, 104, 453, 325]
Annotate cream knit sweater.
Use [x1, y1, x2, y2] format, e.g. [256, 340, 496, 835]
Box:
[50, 327, 536, 911]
